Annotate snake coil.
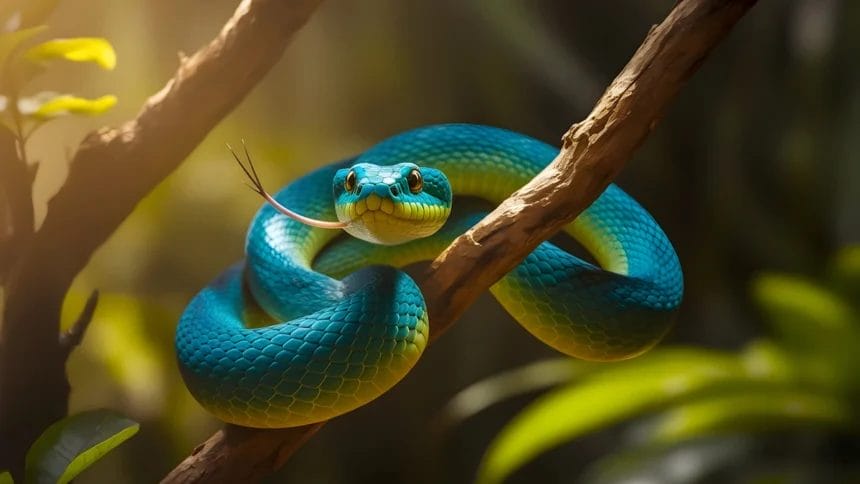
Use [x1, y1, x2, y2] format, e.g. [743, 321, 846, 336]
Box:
[176, 124, 683, 428]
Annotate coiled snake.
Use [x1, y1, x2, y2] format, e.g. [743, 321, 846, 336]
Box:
[176, 124, 683, 427]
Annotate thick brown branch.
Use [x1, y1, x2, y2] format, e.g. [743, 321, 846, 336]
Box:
[163, 424, 324, 483]
[0, 0, 323, 478]
[31, 0, 324, 290]
[162, 0, 758, 482]
[424, 0, 758, 333]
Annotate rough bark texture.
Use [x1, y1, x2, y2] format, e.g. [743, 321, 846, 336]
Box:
[161, 0, 758, 482]
[0, 0, 323, 478]
[162, 424, 324, 483]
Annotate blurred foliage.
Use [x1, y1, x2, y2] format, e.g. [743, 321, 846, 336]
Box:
[0, 0, 855, 482]
[0, 2, 116, 146]
[0, 410, 138, 484]
[463, 246, 860, 484]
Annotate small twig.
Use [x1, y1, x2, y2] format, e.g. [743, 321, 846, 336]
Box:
[59, 290, 99, 352]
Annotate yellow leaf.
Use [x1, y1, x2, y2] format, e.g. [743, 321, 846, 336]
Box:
[32, 94, 116, 119]
[24, 37, 115, 70]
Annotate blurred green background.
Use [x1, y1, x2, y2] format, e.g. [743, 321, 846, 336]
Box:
[11, 0, 859, 482]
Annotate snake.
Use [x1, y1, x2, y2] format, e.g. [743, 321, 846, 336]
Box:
[176, 124, 683, 428]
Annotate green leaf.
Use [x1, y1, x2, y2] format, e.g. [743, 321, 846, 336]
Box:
[25, 409, 139, 484]
[752, 273, 860, 394]
[29, 94, 116, 119]
[752, 274, 857, 349]
[24, 37, 116, 70]
[0, 470, 13, 484]
[648, 389, 854, 444]
[441, 358, 594, 426]
[475, 348, 786, 484]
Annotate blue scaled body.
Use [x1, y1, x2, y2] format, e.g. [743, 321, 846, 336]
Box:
[176, 124, 684, 428]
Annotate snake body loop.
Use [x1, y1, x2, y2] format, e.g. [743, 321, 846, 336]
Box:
[176, 124, 683, 428]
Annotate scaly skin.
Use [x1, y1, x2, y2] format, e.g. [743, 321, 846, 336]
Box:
[176, 124, 684, 428]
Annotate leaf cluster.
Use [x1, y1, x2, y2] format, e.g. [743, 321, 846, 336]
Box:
[445, 246, 860, 483]
[0, 2, 116, 146]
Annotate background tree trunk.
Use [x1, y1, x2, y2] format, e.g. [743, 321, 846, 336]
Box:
[0, 0, 323, 478]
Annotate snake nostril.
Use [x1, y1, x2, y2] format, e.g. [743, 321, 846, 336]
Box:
[389, 185, 400, 197]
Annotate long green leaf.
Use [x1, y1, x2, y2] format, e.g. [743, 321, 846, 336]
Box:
[24, 37, 116, 70]
[752, 273, 860, 391]
[752, 273, 855, 344]
[0, 470, 12, 484]
[441, 358, 594, 426]
[475, 348, 784, 484]
[25, 409, 139, 484]
[648, 389, 854, 444]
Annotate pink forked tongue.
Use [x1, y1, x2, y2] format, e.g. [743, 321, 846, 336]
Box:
[261, 191, 347, 230]
[228, 141, 347, 230]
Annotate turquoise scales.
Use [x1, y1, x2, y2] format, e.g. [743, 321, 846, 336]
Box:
[176, 124, 684, 428]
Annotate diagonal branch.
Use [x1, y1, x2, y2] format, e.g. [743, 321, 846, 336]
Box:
[29, 0, 324, 290]
[161, 0, 758, 482]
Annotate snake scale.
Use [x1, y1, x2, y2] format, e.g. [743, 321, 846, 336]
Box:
[176, 124, 683, 428]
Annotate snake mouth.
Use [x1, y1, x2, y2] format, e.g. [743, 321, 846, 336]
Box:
[336, 194, 451, 245]
[337, 194, 448, 225]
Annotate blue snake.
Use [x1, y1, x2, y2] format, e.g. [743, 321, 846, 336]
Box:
[176, 124, 683, 428]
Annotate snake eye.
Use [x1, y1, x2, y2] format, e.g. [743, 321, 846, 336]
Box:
[344, 170, 357, 192]
[407, 169, 423, 194]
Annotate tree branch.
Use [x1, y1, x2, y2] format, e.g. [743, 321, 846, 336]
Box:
[161, 0, 758, 482]
[0, 0, 323, 477]
[31, 0, 324, 290]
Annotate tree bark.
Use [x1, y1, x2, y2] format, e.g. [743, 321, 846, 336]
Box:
[161, 0, 759, 482]
[0, 0, 323, 478]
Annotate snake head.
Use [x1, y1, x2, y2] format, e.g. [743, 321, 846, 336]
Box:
[333, 162, 452, 245]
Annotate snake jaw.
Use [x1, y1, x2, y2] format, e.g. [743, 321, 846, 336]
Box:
[335, 194, 450, 245]
[333, 163, 452, 245]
